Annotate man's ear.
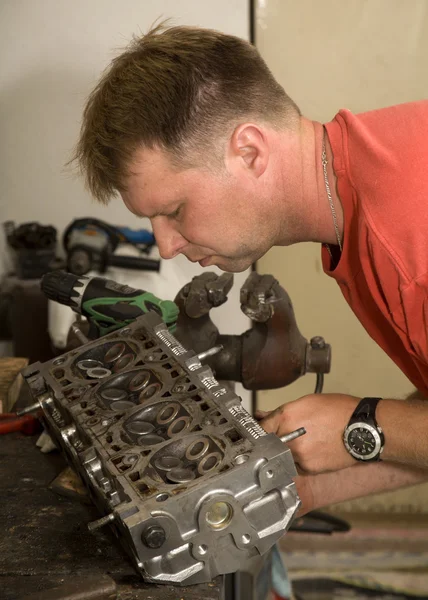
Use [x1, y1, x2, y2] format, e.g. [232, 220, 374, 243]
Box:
[227, 124, 268, 178]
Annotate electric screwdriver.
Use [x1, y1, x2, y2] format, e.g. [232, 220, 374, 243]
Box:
[41, 271, 179, 338]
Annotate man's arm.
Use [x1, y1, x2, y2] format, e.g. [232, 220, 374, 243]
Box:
[260, 393, 428, 473]
[296, 460, 428, 516]
[377, 397, 428, 466]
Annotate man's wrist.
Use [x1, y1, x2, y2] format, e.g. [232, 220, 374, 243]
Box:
[343, 397, 384, 462]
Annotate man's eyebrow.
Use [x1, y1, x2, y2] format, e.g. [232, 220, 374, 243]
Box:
[148, 202, 185, 219]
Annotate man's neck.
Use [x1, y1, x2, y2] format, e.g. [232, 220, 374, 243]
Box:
[276, 117, 344, 246]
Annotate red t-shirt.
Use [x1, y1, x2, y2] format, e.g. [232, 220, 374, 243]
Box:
[323, 101, 428, 395]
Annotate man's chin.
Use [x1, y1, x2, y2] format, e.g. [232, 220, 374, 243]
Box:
[193, 253, 253, 272]
[211, 258, 253, 273]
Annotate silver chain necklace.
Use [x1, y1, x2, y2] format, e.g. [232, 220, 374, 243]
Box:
[322, 138, 342, 254]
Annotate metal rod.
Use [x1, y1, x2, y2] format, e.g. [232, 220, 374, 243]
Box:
[71, 323, 89, 345]
[87, 512, 115, 532]
[315, 372, 324, 394]
[196, 345, 223, 362]
[279, 427, 306, 444]
[16, 401, 41, 417]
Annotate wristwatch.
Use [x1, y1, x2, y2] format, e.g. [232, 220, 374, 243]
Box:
[343, 397, 385, 461]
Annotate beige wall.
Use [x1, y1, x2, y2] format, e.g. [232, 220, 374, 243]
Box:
[0, 1, 253, 409]
[255, 0, 428, 413]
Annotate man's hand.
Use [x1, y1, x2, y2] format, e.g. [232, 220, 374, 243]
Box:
[259, 393, 360, 474]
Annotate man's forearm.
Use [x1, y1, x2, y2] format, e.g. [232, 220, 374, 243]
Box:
[297, 461, 428, 514]
[377, 398, 428, 467]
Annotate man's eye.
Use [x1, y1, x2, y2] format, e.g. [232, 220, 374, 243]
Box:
[168, 206, 182, 219]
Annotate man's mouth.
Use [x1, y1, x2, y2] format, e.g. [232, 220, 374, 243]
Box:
[198, 257, 213, 267]
[186, 255, 204, 263]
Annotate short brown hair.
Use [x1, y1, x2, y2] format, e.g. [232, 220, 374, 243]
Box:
[73, 23, 300, 204]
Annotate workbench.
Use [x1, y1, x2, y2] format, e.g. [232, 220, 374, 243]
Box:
[0, 432, 222, 600]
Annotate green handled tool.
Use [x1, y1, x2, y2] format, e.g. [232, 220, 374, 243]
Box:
[41, 271, 178, 338]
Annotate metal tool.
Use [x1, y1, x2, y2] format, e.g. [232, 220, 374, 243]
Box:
[41, 270, 179, 337]
[63, 217, 158, 276]
[41, 269, 330, 391]
[174, 271, 331, 390]
[22, 312, 302, 586]
[280, 427, 306, 444]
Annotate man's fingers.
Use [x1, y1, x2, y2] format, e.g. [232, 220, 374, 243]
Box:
[259, 411, 281, 434]
[254, 409, 271, 420]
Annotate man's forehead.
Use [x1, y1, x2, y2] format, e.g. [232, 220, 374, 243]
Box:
[127, 146, 179, 183]
[122, 150, 184, 217]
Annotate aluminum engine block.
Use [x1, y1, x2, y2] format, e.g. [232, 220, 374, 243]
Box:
[22, 312, 300, 585]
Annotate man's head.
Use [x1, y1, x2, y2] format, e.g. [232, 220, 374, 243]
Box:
[74, 23, 302, 271]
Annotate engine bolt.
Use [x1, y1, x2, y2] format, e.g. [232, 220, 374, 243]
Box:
[141, 525, 166, 549]
[310, 336, 325, 349]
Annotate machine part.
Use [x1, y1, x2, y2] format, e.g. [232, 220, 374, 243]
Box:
[62, 217, 159, 276]
[22, 312, 301, 586]
[139, 382, 161, 401]
[127, 421, 155, 435]
[100, 388, 128, 403]
[279, 427, 306, 444]
[112, 353, 134, 372]
[87, 367, 111, 379]
[128, 370, 150, 391]
[41, 270, 179, 337]
[77, 359, 103, 371]
[71, 323, 89, 345]
[43, 269, 329, 391]
[141, 525, 167, 549]
[196, 345, 223, 362]
[17, 400, 42, 417]
[154, 456, 182, 471]
[104, 343, 126, 363]
[110, 400, 135, 411]
[138, 433, 164, 446]
[315, 372, 324, 394]
[174, 271, 331, 390]
[87, 512, 116, 532]
[166, 467, 196, 483]
[288, 510, 350, 534]
[306, 336, 331, 375]
[223, 550, 273, 600]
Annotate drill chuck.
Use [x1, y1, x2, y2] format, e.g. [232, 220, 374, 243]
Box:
[41, 271, 87, 310]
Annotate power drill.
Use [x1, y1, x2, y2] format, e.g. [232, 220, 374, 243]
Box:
[41, 271, 179, 338]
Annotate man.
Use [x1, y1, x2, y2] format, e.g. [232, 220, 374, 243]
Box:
[73, 23, 428, 517]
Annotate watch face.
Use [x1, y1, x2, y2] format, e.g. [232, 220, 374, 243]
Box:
[348, 427, 376, 456]
[344, 422, 382, 461]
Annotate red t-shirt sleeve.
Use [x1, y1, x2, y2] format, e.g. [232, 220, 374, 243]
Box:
[397, 277, 428, 365]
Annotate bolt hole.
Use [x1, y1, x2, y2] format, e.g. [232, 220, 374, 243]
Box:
[53, 357, 65, 366]
[156, 493, 169, 502]
[242, 534, 251, 544]
[198, 544, 208, 555]
[266, 469, 274, 478]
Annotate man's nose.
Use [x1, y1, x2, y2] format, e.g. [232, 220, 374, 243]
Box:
[152, 220, 187, 260]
